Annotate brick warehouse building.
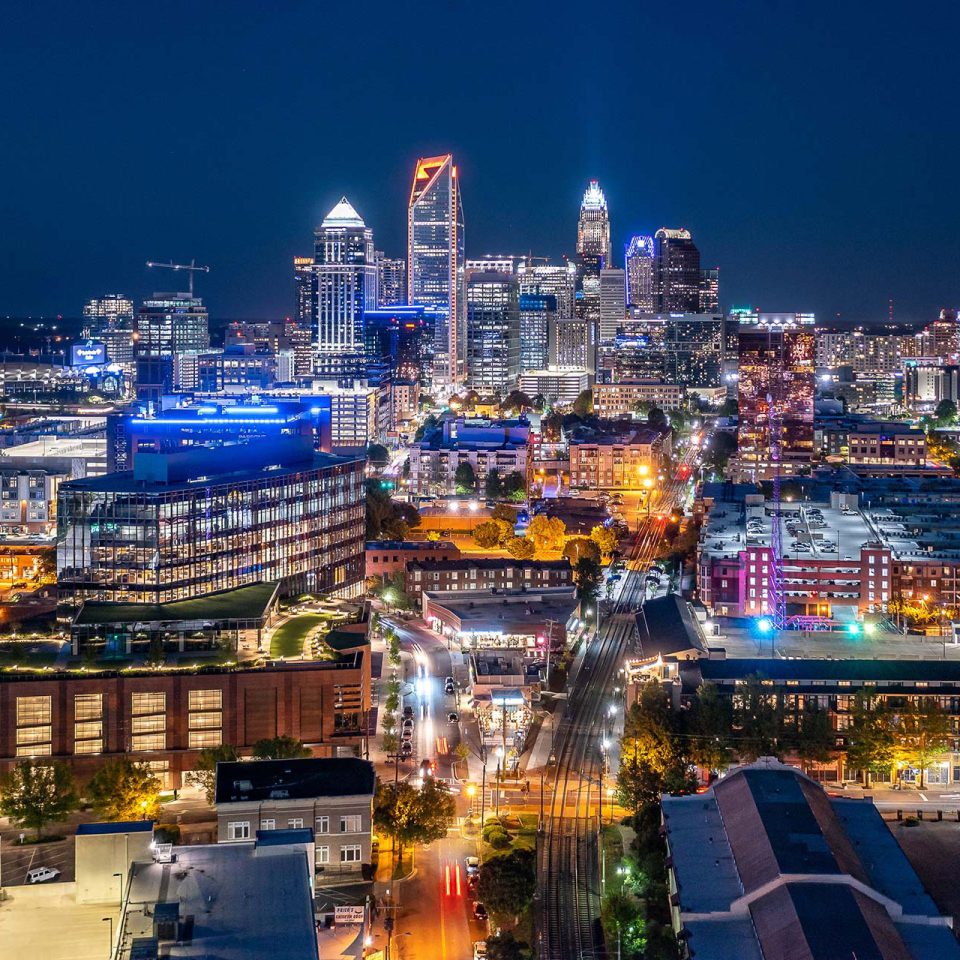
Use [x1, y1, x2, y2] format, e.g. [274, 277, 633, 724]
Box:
[0, 655, 370, 789]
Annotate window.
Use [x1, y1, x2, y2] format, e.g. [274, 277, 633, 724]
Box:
[16, 695, 52, 757]
[131, 714, 165, 734]
[74, 738, 103, 755]
[188, 729, 222, 748]
[227, 821, 251, 841]
[340, 845, 362, 863]
[188, 689, 222, 711]
[340, 814, 362, 833]
[288, 818, 304, 829]
[132, 692, 166, 715]
[17, 695, 51, 726]
[74, 693, 103, 721]
[261, 819, 276, 830]
[317, 845, 330, 864]
[132, 733, 165, 752]
[316, 816, 330, 834]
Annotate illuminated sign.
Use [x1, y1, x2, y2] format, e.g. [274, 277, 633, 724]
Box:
[71, 342, 106, 366]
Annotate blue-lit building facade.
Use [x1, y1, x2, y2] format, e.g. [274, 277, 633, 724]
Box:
[363, 306, 437, 386]
[407, 155, 466, 388]
[518, 293, 555, 372]
[57, 437, 365, 605]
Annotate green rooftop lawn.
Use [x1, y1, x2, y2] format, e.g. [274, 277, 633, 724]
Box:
[270, 613, 329, 658]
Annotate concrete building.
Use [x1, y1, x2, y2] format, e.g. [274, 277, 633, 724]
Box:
[568, 428, 670, 490]
[598, 267, 626, 341]
[518, 368, 591, 406]
[215, 757, 375, 878]
[365, 539, 461, 582]
[405, 558, 572, 599]
[592, 380, 685, 416]
[0, 654, 370, 788]
[662, 760, 960, 960]
[465, 270, 521, 394]
[815, 417, 927, 466]
[409, 418, 531, 498]
[113, 833, 319, 960]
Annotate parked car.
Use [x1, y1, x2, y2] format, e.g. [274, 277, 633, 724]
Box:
[447, 711, 459, 723]
[473, 902, 489, 922]
[27, 867, 60, 884]
[420, 757, 436, 778]
[465, 856, 480, 876]
[473, 939, 488, 959]
[402, 717, 415, 730]
[401, 728, 413, 741]
[402, 705, 414, 719]
[399, 741, 413, 758]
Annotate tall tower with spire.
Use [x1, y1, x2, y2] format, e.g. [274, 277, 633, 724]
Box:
[576, 180, 611, 275]
[312, 196, 376, 379]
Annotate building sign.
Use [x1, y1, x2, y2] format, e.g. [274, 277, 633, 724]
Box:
[71, 342, 107, 366]
[334, 905, 365, 924]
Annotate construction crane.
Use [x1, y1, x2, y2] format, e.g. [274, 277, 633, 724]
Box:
[145, 259, 210, 297]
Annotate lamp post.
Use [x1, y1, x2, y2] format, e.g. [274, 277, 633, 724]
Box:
[112, 871, 123, 904]
[102, 916, 113, 957]
[495, 746, 504, 818]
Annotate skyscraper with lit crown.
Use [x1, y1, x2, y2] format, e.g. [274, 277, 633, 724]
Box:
[624, 235, 655, 311]
[312, 197, 376, 379]
[577, 180, 611, 273]
[407, 155, 465, 387]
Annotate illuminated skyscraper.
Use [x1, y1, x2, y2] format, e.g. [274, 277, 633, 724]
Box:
[517, 261, 577, 320]
[599, 267, 627, 341]
[407, 155, 465, 387]
[83, 294, 135, 374]
[700, 267, 720, 313]
[375, 252, 406, 308]
[737, 313, 816, 478]
[312, 197, 376, 379]
[577, 180, 611, 274]
[466, 270, 520, 392]
[294, 256, 314, 329]
[624, 236, 655, 311]
[518, 293, 555, 372]
[654, 228, 701, 313]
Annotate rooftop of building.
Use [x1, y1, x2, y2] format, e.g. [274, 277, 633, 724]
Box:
[215, 757, 375, 804]
[423, 586, 579, 633]
[568, 427, 666, 447]
[663, 760, 960, 960]
[634, 595, 708, 660]
[365, 540, 459, 551]
[0, 436, 107, 461]
[471, 649, 530, 677]
[75, 581, 280, 627]
[116, 838, 318, 960]
[407, 557, 570, 573]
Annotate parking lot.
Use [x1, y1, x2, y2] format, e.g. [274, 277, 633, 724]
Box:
[1, 831, 75, 886]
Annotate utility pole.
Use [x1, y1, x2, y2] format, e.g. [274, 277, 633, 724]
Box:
[543, 618, 556, 688]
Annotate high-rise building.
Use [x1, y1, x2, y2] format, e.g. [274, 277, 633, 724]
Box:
[654, 228, 701, 313]
[312, 197, 376, 379]
[699, 266, 720, 313]
[517, 262, 577, 320]
[624, 236, 655, 311]
[577, 180, 611, 275]
[375, 252, 407, 308]
[466, 270, 520, 393]
[518, 293, 556, 372]
[407, 154, 466, 387]
[83, 294, 134, 331]
[737, 313, 816, 478]
[293, 256, 314, 331]
[550, 317, 596, 374]
[465, 256, 522, 274]
[599, 268, 627, 341]
[135, 293, 210, 399]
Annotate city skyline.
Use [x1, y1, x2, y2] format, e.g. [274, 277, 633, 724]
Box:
[1, 2, 958, 325]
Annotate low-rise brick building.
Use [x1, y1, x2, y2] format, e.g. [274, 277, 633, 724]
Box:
[365, 539, 461, 582]
[406, 558, 572, 599]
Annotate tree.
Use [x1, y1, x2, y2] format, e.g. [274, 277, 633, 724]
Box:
[718, 397, 738, 417]
[0, 760, 79, 839]
[373, 778, 455, 867]
[704, 431, 737, 476]
[366, 443, 390, 467]
[526, 514, 565, 555]
[687, 682, 733, 774]
[590, 524, 620, 560]
[936, 398, 958, 424]
[454, 461, 477, 494]
[501, 390, 534, 415]
[372, 571, 416, 610]
[792, 702, 837, 765]
[252, 736, 311, 760]
[186, 744, 242, 805]
[485, 470, 504, 499]
[485, 930, 531, 960]
[646, 407, 669, 433]
[504, 535, 536, 560]
[476, 847, 536, 919]
[733, 675, 782, 761]
[618, 682, 696, 812]
[502, 471, 526, 502]
[572, 389, 593, 417]
[563, 536, 601, 564]
[572, 556, 603, 605]
[382, 500, 420, 541]
[601, 892, 644, 960]
[491, 503, 518, 524]
[414, 414, 440, 442]
[474, 519, 511, 548]
[845, 690, 896, 786]
[893, 699, 952, 789]
[88, 759, 162, 822]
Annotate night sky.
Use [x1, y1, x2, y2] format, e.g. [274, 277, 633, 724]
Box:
[1, 0, 957, 326]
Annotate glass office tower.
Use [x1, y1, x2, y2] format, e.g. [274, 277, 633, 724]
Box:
[407, 155, 466, 388]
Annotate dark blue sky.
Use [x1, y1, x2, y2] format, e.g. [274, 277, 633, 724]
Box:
[1, 0, 957, 325]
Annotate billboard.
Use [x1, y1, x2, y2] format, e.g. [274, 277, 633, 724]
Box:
[334, 905, 365, 924]
[71, 342, 107, 366]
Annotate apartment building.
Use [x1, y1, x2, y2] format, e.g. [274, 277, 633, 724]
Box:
[568, 427, 670, 490]
[405, 558, 572, 599]
[592, 380, 685, 416]
[215, 757, 375, 878]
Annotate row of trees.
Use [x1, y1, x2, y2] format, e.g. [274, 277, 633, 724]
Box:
[617, 680, 957, 813]
[472, 513, 622, 562]
[455, 463, 526, 500]
[365, 479, 421, 540]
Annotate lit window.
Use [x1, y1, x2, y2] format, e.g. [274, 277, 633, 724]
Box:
[340, 814, 362, 833]
[227, 821, 251, 841]
[340, 845, 362, 863]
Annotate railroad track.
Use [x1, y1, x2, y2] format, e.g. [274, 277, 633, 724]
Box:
[538, 450, 698, 959]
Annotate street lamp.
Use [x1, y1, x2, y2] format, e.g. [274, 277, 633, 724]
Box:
[102, 916, 113, 956]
